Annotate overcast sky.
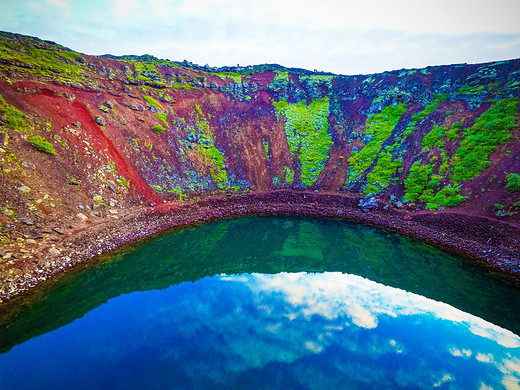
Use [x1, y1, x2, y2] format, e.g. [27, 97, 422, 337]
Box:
[1, 0, 520, 75]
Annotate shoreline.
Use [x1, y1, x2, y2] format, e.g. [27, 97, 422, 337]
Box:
[1, 190, 520, 302]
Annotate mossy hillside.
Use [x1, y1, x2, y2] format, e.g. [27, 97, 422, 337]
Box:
[272, 97, 332, 186]
[364, 152, 402, 195]
[395, 94, 492, 209]
[0, 33, 88, 85]
[347, 103, 407, 188]
[401, 105, 468, 209]
[404, 162, 434, 202]
[283, 166, 295, 185]
[155, 105, 232, 193]
[144, 95, 169, 127]
[451, 98, 518, 183]
[1, 94, 59, 157]
[1, 31, 519, 212]
[0, 95, 26, 132]
[403, 159, 466, 210]
[364, 96, 451, 196]
[399, 99, 518, 210]
[506, 173, 520, 192]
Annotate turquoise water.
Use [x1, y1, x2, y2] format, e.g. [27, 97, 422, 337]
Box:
[1, 216, 519, 389]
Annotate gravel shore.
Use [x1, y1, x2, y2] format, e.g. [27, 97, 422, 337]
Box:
[2, 190, 520, 302]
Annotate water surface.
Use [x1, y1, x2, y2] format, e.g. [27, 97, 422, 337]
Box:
[1, 216, 519, 389]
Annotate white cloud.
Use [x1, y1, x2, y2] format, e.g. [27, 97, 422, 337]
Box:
[476, 353, 494, 363]
[0, 0, 519, 74]
[502, 375, 520, 390]
[44, 0, 67, 8]
[305, 340, 324, 353]
[450, 348, 472, 357]
[433, 373, 454, 387]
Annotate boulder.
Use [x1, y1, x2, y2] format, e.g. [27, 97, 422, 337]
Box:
[126, 104, 144, 112]
[49, 247, 61, 255]
[23, 229, 42, 239]
[53, 227, 65, 235]
[76, 213, 88, 221]
[17, 185, 31, 194]
[358, 194, 378, 213]
[0, 132, 8, 146]
[94, 115, 106, 126]
[22, 161, 35, 169]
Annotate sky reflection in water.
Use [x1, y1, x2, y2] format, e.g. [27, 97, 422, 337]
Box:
[1, 271, 519, 390]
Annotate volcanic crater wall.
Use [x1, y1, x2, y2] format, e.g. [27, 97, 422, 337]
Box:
[0, 31, 520, 249]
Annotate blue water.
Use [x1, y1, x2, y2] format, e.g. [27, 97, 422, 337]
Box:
[1, 216, 519, 389]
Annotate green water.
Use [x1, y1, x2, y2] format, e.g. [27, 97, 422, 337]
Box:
[1, 216, 520, 389]
[1, 215, 519, 353]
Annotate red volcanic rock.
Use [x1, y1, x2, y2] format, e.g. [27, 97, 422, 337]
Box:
[0, 31, 519, 300]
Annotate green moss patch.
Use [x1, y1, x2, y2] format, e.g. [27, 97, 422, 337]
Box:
[506, 173, 520, 192]
[422, 125, 446, 149]
[364, 152, 402, 195]
[0, 34, 88, 85]
[26, 135, 56, 155]
[348, 103, 407, 183]
[283, 166, 295, 184]
[152, 124, 166, 134]
[144, 95, 164, 110]
[0, 95, 27, 132]
[273, 97, 332, 186]
[451, 98, 518, 183]
[404, 161, 434, 202]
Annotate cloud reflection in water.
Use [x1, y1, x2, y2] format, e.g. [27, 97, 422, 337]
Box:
[1, 272, 519, 390]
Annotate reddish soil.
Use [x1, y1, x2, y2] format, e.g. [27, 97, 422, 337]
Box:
[1, 36, 520, 303]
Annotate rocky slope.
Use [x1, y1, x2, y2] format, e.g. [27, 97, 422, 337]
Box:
[1, 31, 520, 300]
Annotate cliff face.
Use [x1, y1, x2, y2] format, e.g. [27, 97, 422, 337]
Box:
[0, 31, 519, 256]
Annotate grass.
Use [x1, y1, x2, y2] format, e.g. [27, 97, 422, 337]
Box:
[403, 161, 433, 202]
[446, 121, 463, 140]
[506, 173, 520, 192]
[156, 112, 168, 126]
[130, 61, 166, 87]
[420, 185, 466, 210]
[457, 85, 485, 95]
[367, 95, 450, 194]
[202, 146, 227, 185]
[451, 98, 518, 183]
[0, 33, 88, 85]
[263, 140, 270, 161]
[144, 95, 164, 110]
[422, 125, 446, 149]
[0, 95, 26, 132]
[26, 135, 56, 155]
[364, 152, 402, 194]
[283, 166, 295, 184]
[152, 124, 166, 134]
[348, 103, 407, 183]
[273, 97, 331, 186]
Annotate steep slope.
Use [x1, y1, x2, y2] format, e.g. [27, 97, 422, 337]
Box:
[0, 31, 519, 299]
